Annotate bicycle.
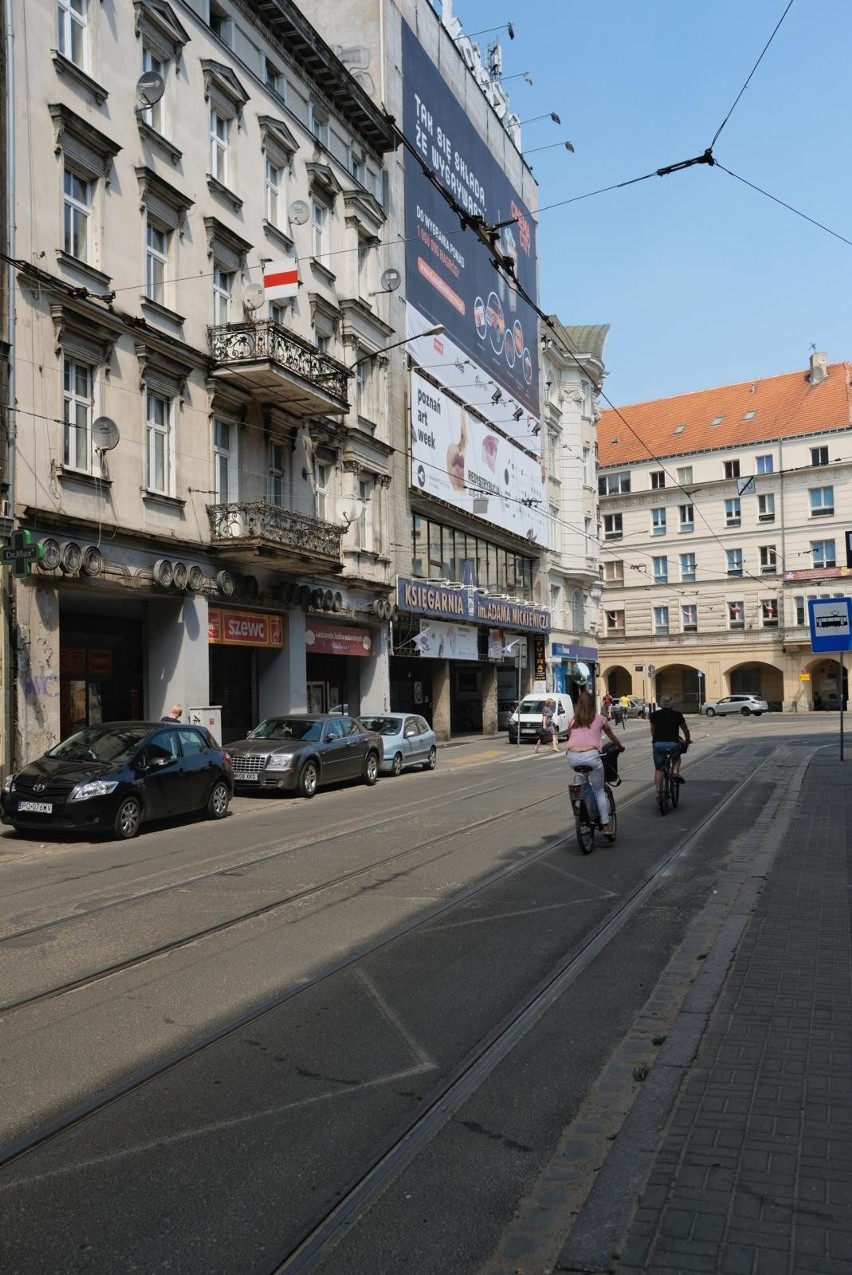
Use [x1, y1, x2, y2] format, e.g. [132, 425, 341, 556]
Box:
[568, 756, 618, 854]
[657, 747, 680, 816]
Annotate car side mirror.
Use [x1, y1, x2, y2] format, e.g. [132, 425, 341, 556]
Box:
[148, 756, 172, 768]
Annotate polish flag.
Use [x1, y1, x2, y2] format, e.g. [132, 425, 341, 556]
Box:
[263, 258, 300, 300]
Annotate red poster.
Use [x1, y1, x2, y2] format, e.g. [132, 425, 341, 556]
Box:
[305, 621, 373, 657]
[88, 649, 113, 675]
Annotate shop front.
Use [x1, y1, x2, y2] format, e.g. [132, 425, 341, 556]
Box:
[208, 607, 285, 740]
[304, 618, 376, 716]
[552, 641, 597, 705]
[392, 578, 550, 740]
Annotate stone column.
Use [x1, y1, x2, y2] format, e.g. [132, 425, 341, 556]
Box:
[147, 594, 209, 720]
[14, 579, 61, 766]
[431, 661, 451, 740]
[481, 662, 498, 735]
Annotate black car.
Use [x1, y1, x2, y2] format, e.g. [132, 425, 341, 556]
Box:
[1, 722, 234, 840]
[226, 714, 383, 798]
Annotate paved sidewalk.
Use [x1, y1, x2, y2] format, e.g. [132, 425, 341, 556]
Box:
[557, 749, 852, 1275]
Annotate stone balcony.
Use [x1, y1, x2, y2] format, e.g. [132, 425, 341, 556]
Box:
[207, 501, 345, 571]
[208, 320, 350, 417]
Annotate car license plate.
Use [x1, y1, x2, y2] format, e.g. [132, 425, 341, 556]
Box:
[18, 800, 52, 814]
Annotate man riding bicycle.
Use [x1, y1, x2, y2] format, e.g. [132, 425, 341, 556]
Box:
[649, 694, 691, 795]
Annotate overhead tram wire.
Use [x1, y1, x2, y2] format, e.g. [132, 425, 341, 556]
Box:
[710, 0, 798, 148]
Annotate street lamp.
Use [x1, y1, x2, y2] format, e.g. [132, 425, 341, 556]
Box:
[455, 23, 515, 41]
[523, 140, 575, 156]
[697, 670, 704, 712]
[504, 638, 524, 748]
[518, 112, 561, 126]
[317, 325, 445, 380]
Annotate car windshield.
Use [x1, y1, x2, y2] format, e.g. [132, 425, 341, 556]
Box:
[518, 699, 547, 714]
[47, 726, 150, 764]
[248, 718, 323, 742]
[359, 716, 399, 736]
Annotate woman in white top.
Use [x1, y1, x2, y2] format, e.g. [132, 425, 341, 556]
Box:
[565, 692, 625, 832]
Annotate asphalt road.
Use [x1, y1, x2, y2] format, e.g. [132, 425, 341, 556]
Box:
[0, 714, 840, 1274]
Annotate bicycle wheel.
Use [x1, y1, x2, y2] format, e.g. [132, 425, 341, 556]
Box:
[575, 801, 595, 854]
[604, 784, 617, 842]
[657, 768, 669, 816]
[670, 767, 680, 809]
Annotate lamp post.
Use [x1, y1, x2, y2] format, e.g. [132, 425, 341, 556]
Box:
[504, 638, 523, 748]
[697, 670, 704, 713]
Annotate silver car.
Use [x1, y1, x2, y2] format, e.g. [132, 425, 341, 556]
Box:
[702, 694, 768, 717]
[357, 713, 437, 776]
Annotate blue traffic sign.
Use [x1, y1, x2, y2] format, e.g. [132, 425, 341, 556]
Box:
[808, 596, 852, 652]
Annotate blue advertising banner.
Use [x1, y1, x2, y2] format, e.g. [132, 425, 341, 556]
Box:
[401, 22, 540, 417]
[397, 577, 550, 633]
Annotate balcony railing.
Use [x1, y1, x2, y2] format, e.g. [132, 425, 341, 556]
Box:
[208, 320, 350, 414]
[208, 501, 344, 561]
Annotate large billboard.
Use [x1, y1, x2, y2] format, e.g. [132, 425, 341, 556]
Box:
[402, 22, 540, 420]
[410, 369, 548, 544]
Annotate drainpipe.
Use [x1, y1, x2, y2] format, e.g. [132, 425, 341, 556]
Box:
[2, 0, 15, 776]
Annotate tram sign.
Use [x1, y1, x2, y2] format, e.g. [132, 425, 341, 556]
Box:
[808, 596, 852, 652]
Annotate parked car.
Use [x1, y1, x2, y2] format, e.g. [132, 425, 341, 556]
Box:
[226, 715, 382, 798]
[507, 695, 572, 744]
[625, 697, 648, 718]
[0, 721, 233, 840]
[702, 694, 768, 717]
[358, 713, 437, 776]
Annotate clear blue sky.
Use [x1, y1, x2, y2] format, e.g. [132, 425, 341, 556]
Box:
[449, 0, 852, 407]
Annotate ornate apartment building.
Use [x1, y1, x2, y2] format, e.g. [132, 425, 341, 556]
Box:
[2, 0, 401, 764]
[596, 354, 852, 714]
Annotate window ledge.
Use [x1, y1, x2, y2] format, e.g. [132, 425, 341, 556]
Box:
[52, 50, 108, 105]
[261, 219, 295, 251]
[810, 509, 834, 517]
[142, 490, 186, 510]
[140, 297, 186, 327]
[55, 251, 112, 292]
[206, 175, 243, 212]
[137, 120, 182, 165]
[57, 466, 111, 489]
[310, 258, 337, 286]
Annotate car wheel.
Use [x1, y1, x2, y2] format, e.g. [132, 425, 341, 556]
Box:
[754, 711, 763, 716]
[422, 745, 437, 771]
[390, 752, 403, 777]
[705, 707, 716, 717]
[741, 707, 751, 716]
[206, 779, 231, 819]
[299, 760, 319, 798]
[362, 751, 379, 785]
[113, 795, 142, 840]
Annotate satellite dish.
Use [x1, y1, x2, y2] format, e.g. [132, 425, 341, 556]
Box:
[243, 284, 265, 312]
[335, 495, 361, 526]
[380, 268, 401, 293]
[135, 72, 165, 109]
[289, 200, 310, 226]
[92, 417, 120, 451]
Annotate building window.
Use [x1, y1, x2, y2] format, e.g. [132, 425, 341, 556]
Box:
[651, 508, 667, 536]
[348, 148, 365, 184]
[652, 555, 668, 585]
[265, 59, 284, 98]
[676, 466, 693, 485]
[213, 418, 237, 504]
[756, 454, 774, 475]
[141, 46, 166, 133]
[145, 221, 169, 305]
[605, 609, 625, 637]
[358, 476, 374, 551]
[210, 110, 229, 184]
[208, 1, 232, 46]
[759, 545, 777, 575]
[725, 497, 741, 527]
[650, 470, 666, 489]
[603, 559, 624, 585]
[570, 589, 583, 630]
[58, 0, 87, 67]
[724, 459, 741, 479]
[794, 596, 805, 625]
[809, 486, 834, 517]
[309, 103, 329, 147]
[315, 462, 328, 521]
[728, 600, 744, 629]
[726, 548, 743, 577]
[265, 159, 284, 229]
[145, 391, 173, 495]
[758, 493, 775, 522]
[680, 552, 696, 583]
[63, 356, 93, 472]
[811, 446, 828, 467]
[603, 513, 622, 540]
[681, 604, 698, 633]
[679, 504, 694, 533]
[268, 441, 287, 507]
[812, 540, 836, 570]
[312, 199, 329, 266]
[212, 267, 232, 325]
[598, 471, 630, 495]
[761, 599, 779, 628]
[63, 167, 92, 261]
[654, 605, 669, 635]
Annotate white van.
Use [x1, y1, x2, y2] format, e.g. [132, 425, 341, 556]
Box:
[507, 695, 572, 744]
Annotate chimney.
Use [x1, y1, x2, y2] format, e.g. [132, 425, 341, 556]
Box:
[809, 351, 828, 384]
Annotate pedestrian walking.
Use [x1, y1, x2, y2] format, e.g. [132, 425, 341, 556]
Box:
[534, 697, 560, 754]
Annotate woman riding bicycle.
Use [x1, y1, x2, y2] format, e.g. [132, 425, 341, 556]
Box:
[565, 692, 625, 835]
[649, 694, 691, 795]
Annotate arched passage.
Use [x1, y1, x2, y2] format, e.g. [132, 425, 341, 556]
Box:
[805, 656, 848, 711]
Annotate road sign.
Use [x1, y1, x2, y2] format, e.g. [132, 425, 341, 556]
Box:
[1, 529, 43, 577]
[808, 596, 852, 652]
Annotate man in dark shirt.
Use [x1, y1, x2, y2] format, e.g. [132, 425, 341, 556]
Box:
[649, 694, 691, 793]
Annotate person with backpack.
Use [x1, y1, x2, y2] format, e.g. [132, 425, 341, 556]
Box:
[534, 697, 560, 754]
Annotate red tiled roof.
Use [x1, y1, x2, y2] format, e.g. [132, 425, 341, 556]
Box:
[597, 361, 852, 468]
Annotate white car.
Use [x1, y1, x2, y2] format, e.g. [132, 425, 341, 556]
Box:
[508, 696, 572, 743]
[702, 694, 768, 717]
